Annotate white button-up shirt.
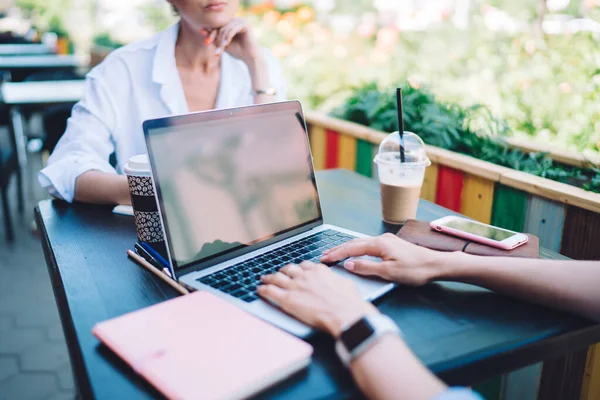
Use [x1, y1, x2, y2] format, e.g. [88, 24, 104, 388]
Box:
[38, 22, 286, 202]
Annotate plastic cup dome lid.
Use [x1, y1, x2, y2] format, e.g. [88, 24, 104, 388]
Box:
[374, 131, 430, 167]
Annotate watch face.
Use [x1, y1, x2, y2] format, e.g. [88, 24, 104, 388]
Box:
[341, 318, 376, 353]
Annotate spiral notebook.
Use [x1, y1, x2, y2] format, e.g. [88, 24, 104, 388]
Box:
[92, 292, 313, 400]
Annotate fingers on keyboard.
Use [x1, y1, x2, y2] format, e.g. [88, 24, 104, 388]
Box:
[196, 229, 356, 301]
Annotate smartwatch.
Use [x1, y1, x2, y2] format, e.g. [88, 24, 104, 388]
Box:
[335, 314, 400, 367]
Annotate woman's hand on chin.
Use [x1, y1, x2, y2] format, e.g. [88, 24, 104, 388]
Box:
[209, 18, 264, 66]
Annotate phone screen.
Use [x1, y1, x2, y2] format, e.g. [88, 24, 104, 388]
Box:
[440, 219, 516, 241]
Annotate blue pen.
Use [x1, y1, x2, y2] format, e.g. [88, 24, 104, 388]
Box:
[140, 242, 170, 269]
[134, 243, 162, 270]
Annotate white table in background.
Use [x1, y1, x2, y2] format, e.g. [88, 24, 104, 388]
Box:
[1, 80, 85, 210]
[1, 80, 85, 105]
[0, 54, 84, 69]
[0, 44, 54, 56]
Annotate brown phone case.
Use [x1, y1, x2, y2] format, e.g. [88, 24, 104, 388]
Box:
[397, 220, 539, 259]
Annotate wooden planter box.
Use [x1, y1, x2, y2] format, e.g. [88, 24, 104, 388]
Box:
[306, 111, 600, 400]
[306, 111, 600, 259]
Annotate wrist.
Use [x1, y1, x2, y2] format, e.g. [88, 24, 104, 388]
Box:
[245, 54, 268, 81]
[245, 51, 266, 67]
[322, 302, 380, 339]
[433, 251, 468, 281]
[117, 176, 132, 206]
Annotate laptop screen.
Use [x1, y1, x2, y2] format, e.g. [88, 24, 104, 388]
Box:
[145, 102, 322, 270]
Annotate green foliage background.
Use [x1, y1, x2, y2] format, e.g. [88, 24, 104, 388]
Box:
[16, 0, 72, 35]
[242, 3, 600, 156]
[283, 26, 600, 155]
[134, 1, 600, 157]
[17, 0, 599, 191]
[332, 83, 600, 193]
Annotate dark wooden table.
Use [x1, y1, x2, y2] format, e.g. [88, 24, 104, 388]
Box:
[36, 169, 600, 399]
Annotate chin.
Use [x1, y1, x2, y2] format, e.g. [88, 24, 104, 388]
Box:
[202, 15, 235, 29]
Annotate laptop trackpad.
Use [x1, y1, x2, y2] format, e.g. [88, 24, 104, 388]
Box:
[246, 300, 313, 338]
[330, 256, 395, 301]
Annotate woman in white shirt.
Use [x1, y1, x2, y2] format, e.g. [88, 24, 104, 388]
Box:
[38, 0, 286, 204]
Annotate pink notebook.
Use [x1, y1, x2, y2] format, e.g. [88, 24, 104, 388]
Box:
[92, 292, 313, 400]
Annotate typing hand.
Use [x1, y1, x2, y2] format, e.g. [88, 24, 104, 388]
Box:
[258, 262, 378, 337]
[320, 233, 444, 286]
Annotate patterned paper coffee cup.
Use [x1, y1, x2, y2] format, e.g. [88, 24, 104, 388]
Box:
[124, 154, 166, 256]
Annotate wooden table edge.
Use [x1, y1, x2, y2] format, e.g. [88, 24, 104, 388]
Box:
[35, 206, 94, 399]
[34, 184, 600, 399]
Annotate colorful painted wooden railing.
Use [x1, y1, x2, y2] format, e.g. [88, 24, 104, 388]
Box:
[306, 111, 600, 400]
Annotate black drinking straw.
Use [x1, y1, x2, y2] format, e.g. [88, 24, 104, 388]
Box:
[396, 88, 406, 163]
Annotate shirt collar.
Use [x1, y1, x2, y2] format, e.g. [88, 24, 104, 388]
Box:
[216, 52, 252, 109]
[151, 22, 247, 113]
[215, 52, 234, 109]
[152, 22, 187, 114]
[152, 22, 179, 85]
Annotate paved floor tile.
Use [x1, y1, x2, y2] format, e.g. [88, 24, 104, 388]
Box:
[45, 324, 65, 342]
[0, 316, 12, 331]
[0, 277, 38, 314]
[20, 341, 69, 373]
[44, 391, 75, 400]
[0, 372, 57, 400]
[0, 152, 74, 400]
[0, 269, 44, 297]
[55, 363, 74, 391]
[0, 357, 18, 381]
[12, 280, 55, 303]
[0, 276, 13, 295]
[14, 303, 60, 329]
[0, 327, 45, 355]
[33, 283, 56, 304]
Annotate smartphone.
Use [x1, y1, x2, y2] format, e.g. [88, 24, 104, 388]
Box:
[429, 216, 529, 250]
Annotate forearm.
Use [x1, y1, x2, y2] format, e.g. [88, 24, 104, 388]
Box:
[319, 301, 447, 400]
[349, 335, 447, 400]
[74, 171, 131, 205]
[247, 57, 277, 104]
[437, 252, 600, 321]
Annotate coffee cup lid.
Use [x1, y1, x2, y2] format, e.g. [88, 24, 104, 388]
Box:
[125, 154, 150, 173]
[374, 131, 430, 167]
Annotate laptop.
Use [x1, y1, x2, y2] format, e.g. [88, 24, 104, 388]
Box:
[142, 101, 395, 337]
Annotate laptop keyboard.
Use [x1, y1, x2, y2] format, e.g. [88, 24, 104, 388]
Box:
[196, 229, 355, 303]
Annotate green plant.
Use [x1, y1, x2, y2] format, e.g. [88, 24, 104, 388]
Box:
[139, 2, 176, 33]
[92, 33, 124, 49]
[17, 0, 72, 36]
[129, 1, 600, 154]
[260, 9, 599, 154]
[331, 83, 600, 193]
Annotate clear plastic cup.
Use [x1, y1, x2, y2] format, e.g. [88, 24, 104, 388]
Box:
[374, 131, 431, 224]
